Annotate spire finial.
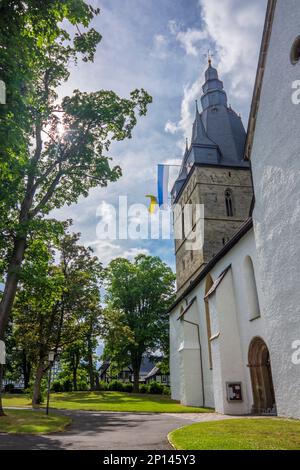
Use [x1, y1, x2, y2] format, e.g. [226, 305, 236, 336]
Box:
[204, 49, 213, 67]
[185, 137, 188, 151]
[195, 99, 199, 114]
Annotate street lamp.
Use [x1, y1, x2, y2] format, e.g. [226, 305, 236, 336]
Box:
[46, 351, 55, 416]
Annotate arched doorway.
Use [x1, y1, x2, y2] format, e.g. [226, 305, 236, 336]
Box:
[248, 337, 276, 415]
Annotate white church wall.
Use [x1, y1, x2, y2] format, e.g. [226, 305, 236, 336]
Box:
[169, 306, 183, 401]
[208, 269, 249, 415]
[169, 284, 215, 408]
[251, 0, 300, 419]
[208, 229, 270, 415]
[187, 286, 215, 408]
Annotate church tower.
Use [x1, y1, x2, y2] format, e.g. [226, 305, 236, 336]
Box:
[172, 60, 253, 296]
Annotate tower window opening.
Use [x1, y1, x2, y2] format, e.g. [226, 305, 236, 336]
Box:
[225, 189, 234, 217]
[291, 36, 300, 65]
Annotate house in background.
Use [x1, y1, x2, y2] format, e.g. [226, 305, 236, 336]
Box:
[144, 366, 170, 386]
[99, 357, 159, 384]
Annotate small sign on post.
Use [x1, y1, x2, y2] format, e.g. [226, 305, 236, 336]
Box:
[0, 340, 6, 365]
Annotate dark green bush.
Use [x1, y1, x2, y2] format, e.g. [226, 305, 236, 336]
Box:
[123, 383, 133, 393]
[61, 379, 72, 392]
[163, 386, 171, 396]
[108, 380, 124, 391]
[4, 383, 14, 393]
[51, 381, 63, 392]
[99, 380, 108, 391]
[148, 381, 164, 395]
[139, 384, 149, 394]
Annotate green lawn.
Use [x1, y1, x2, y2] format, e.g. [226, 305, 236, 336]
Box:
[2, 391, 212, 413]
[0, 409, 71, 434]
[169, 418, 300, 450]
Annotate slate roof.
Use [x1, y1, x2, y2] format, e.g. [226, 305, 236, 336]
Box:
[172, 62, 249, 201]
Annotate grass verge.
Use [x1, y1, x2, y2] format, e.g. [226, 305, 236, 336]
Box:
[0, 409, 71, 434]
[2, 391, 213, 413]
[168, 418, 300, 450]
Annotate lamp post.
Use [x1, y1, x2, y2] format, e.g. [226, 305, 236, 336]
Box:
[46, 351, 55, 416]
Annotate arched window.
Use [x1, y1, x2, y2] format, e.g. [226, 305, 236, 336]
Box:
[291, 36, 300, 65]
[244, 256, 261, 320]
[225, 189, 234, 216]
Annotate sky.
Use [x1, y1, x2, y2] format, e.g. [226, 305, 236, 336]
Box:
[53, 0, 268, 271]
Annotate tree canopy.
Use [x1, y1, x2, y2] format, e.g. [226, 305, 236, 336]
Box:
[102, 255, 175, 392]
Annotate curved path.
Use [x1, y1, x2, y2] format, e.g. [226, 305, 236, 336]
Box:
[0, 410, 233, 450]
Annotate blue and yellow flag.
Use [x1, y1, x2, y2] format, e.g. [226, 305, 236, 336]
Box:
[145, 195, 158, 214]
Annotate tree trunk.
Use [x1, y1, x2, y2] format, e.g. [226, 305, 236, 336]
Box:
[94, 373, 100, 391]
[132, 367, 140, 393]
[88, 353, 94, 391]
[72, 367, 78, 391]
[22, 350, 31, 389]
[32, 362, 44, 407]
[0, 236, 27, 341]
[131, 353, 142, 393]
[87, 334, 95, 391]
[0, 364, 5, 417]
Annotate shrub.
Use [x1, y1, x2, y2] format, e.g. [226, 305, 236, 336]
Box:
[61, 379, 72, 392]
[51, 381, 63, 393]
[98, 381, 108, 391]
[108, 380, 124, 392]
[123, 383, 133, 393]
[4, 383, 14, 393]
[163, 386, 171, 396]
[148, 381, 164, 395]
[139, 384, 149, 394]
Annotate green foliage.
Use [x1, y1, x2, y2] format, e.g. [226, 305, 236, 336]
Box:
[102, 255, 175, 388]
[28, 379, 46, 404]
[107, 380, 124, 392]
[139, 384, 148, 394]
[51, 381, 64, 393]
[123, 383, 133, 393]
[4, 383, 14, 393]
[163, 386, 171, 396]
[148, 381, 164, 395]
[98, 381, 108, 391]
[0, 0, 152, 346]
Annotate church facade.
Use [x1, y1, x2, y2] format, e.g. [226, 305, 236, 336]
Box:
[169, 0, 300, 419]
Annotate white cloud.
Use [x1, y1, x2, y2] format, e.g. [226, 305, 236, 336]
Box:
[86, 239, 149, 266]
[165, 76, 203, 141]
[152, 34, 169, 59]
[176, 28, 207, 56]
[165, 120, 179, 134]
[200, 0, 267, 100]
[165, 0, 267, 141]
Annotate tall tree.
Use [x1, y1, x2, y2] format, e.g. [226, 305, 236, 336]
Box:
[10, 230, 102, 407]
[0, 0, 151, 344]
[103, 255, 175, 392]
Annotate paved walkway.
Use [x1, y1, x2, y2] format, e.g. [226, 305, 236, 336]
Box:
[0, 410, 234, 450]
